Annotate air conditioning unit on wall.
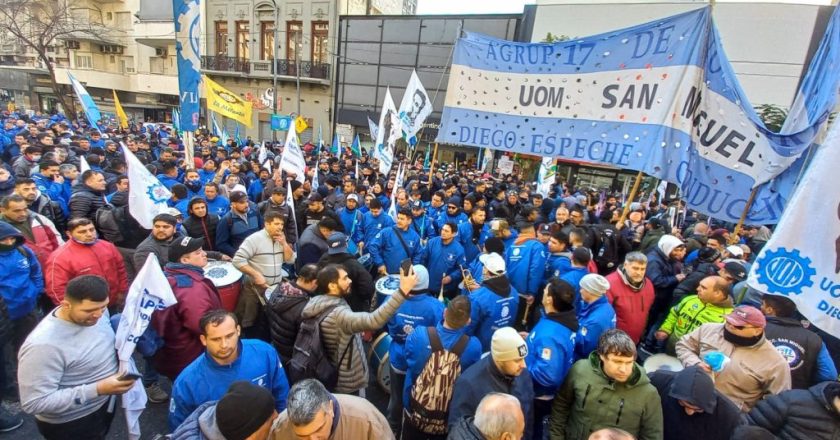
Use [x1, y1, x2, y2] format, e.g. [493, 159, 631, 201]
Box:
[155, 48, 167, 57]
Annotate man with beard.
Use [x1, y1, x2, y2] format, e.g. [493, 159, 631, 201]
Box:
[300, 193, 343, 235]
[134, 213, 228, 270]
[18, 276, 136, 440]
[257, 186, 298, 245]
[298, 263, 417, 394]
[457, 206, 490, 264]
[68, 170, 107, 220]
[317, 232, 374, 313]
[216, 191, 263, 257]
[0, 192, 63, 269]
[182, 169, 204, 199]
[676, 305, 791, 411]
[605, 252, 655, 345]
[167, 310, 289, 431]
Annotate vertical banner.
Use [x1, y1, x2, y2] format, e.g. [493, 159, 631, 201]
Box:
[172, 0, 202, 131]
[398, 69, 434, 145]
[113, 90, 129, 129]
[747, 120, 840, 338]
[375, 88, 399, 175]
[537, 157, 556, 197]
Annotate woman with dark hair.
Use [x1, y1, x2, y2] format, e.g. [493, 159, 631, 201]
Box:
[182, 196, 220, 251]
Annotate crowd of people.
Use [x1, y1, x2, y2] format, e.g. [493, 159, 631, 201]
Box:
[0, 109, 838, 440]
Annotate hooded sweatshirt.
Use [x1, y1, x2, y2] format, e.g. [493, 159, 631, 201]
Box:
[465, 274, 519, 352]
[0, 221, 42, 320]
[649, 366, 742, 440]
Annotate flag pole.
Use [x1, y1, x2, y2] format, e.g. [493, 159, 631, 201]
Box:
[731, 186, 759, 244]
[618, 171, 644, 224]
[427, 143, 438, 186]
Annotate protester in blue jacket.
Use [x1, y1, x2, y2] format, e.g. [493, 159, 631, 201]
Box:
[461, 237, 506, 296]
[0, 221, 43, 330]
[545, 230, 573, 279]
[359, 198, 394, 253]
[368, 208, 423, 276]
[421, 222, 467, 299]
[505, 221, 547, 301]
[457, 206, 491, 264]
[202, 182, 230, 217]
[465, 252, 520, 352]
[409, 200, 436, 241]
[168, 310, 289, 431]
[561, 247, 593, 301]
[526, 277, 579, 440]
[385, 265, 445, 435]
[575, 273, 616, 360]
[436, 196, 468, 232]
[215, 191, 262, 256]
[403, 295, 482, 408]
[337, 194, 364, 251]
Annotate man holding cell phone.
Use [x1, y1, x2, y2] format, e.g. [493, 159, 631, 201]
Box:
[18, 275, 135, 440]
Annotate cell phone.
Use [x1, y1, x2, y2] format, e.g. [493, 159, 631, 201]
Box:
[117, 372, 142, 381]
[400, 258, 413, 276]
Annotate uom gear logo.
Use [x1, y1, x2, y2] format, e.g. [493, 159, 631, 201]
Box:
[755, 247, 816, 296]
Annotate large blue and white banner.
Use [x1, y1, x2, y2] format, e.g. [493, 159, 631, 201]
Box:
[173, 0, 201, 131]
[747, 119, 840, 338]
[437, 7, 840, 223]
[67, 73, 102, 130]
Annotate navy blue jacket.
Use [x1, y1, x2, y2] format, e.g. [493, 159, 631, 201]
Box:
[646, 247, 680, 299]
[215, 207, 263, 256]
[449, 356, 535, 440]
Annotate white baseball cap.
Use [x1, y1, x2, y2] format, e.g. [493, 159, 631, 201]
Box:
[479, 252, 506, 275]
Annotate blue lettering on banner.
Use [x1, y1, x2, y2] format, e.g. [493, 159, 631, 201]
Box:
[438, 6, 840, 224]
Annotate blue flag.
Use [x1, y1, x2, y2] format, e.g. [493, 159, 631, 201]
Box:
[436, 7, 838, 224]
[172, 0, 201, 131]
[234, 123, 241, 146]
[332, 133, 340, 159]
[351, 134, 361, 157]
[67, 73, 102, 130]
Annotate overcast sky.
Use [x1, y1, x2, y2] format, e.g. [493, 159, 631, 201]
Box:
[416, 0, 535, 15]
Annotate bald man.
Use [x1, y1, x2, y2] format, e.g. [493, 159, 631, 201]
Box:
[448, 392, 525, 440]
[589, 428, 636, 440]
[656, 276, 734, 355]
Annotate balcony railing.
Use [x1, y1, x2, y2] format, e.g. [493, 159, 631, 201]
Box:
[274, 60, 330, 80]
[201, 56, 250, 74]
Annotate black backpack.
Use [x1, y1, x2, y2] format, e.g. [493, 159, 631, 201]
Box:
[593, 226, 620, 272]
[94, 204, 125, 243]
[287, 304, 352, 391]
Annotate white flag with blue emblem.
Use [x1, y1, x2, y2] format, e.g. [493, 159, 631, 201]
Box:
[280, 127, 306, 183]
[398, 70, 433, 144]
[123, 145, 172, 229]
[747, 119, 840, 338]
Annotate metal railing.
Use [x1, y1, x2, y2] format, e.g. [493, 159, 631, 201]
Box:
[201, 55, 250, 74]
[274, 59, 330, 79]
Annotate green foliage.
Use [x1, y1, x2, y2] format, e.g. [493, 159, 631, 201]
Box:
[543, 32, 571, 43]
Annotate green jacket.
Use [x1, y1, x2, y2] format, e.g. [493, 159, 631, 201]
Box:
[639, 228, 665, 254]
[659, 294, 733, 354]
[549, 352, 663, 440]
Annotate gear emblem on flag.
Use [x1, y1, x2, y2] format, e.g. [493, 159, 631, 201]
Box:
[755, 247, 816, 296]
[146, 183, 170, 204]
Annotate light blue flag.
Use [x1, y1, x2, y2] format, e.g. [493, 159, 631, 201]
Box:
[332, 133, 341, 160]
[351, 134, 361, 157]
[436, 7, 838, 224]
[67, 73, 102, 130]
[172, 109, 181, 133]
[234, 123, 241, 146]
[172, 0, 201, 131]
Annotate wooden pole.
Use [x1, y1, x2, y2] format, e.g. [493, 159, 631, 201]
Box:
[731, 186, 760, 244]
[618, 171, 645, 224]
[427, 143, 438, 186]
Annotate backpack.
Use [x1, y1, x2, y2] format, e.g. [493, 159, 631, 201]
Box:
[593, 226, 619, 272]
[95, 204, 125, 243]
[404, 327, 469, 435]
[287, 304, 352, 391]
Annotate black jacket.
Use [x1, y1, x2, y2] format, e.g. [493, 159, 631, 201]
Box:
[0, 294, 12, 344]
[31, 194, 67, 235]
[447, 417, 485, 440]
[183, 214, 220, 252]
[649, 366, 742, 440]
[266, 281, 312, 365]
[317, 252, 374, 313]
[449, 356, 534, 440]
[68, 182, 106, 220]
[257, 199, 297, 244]
[671, 261, 719, 306]
[110, 191, 150, 248]
[764, 316, 824, 390]
[746, 381, 840, 440]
